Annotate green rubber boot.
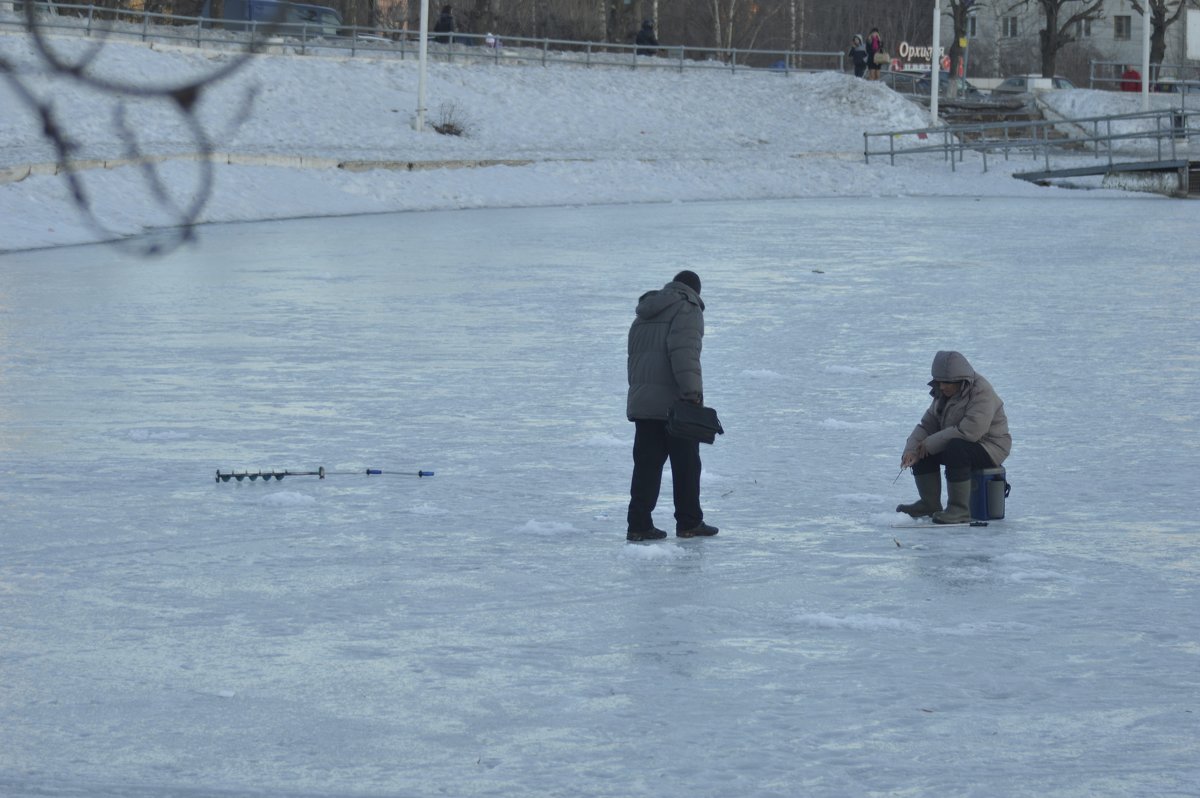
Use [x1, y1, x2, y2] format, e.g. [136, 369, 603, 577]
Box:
[932, 479, 972, 524]
[896, 471, 943, 518]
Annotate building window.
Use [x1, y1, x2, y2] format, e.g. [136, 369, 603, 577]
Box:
[1002, 17, 1019, 38]
[1073, 18, 1091, 39]
[1114, 16, 1131, 40]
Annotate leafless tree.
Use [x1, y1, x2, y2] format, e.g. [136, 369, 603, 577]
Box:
[1129, 0, 1198, 75]
[0, 5, 270, 254]
[1022, 0, 1104, 78]
[944, 0, 975, 96]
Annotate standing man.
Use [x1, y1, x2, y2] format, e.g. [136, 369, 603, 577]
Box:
[626, 271, 718, 541]
[433, 4, 455, 44]
[635, 19, 659, 56]
[898, 351, 1011, 524]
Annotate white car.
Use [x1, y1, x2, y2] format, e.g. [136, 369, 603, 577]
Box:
[991, 75, 1075, 95]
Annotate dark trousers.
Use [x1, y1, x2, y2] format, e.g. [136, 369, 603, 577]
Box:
[911, 438, 996, 483]
[627, 420, 703, 533]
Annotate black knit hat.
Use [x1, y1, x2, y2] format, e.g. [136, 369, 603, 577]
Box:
[673, 270, 701, 295]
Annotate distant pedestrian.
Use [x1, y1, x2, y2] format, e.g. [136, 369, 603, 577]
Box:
[866, 28, 885, 81]
[848, 33, 869, 78]
[433, 4, 455, 44]
[897, 351, 1011, 524]
[1120, 65, 1141, 92]
[626, 271, 718, 542]
[635, 19, 659, 57]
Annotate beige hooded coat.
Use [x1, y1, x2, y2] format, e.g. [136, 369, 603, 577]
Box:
[904, 351, 1011, 467]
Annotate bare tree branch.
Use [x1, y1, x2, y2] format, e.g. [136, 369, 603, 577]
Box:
[2, 2, 275, 255]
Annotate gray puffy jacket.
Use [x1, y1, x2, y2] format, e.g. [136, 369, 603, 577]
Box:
[905, 350, 1011, 466]
[626, 280, 704, 421]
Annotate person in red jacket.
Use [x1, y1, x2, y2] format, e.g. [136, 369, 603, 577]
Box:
[1120, 65, 1141, 92]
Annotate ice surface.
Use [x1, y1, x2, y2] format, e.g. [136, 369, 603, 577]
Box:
[1, 197, 1197, 797]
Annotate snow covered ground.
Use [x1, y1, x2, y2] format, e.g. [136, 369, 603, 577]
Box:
[1, 24, 1199, 798]
[1, 23, 1191, 252]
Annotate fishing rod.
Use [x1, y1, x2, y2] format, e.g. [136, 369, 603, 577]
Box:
[215, 467, 434, 483]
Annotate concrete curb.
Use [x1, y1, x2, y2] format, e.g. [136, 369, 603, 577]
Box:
[0, 153, 539, 185]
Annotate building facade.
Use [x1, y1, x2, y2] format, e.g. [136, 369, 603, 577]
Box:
[949, 0, 1196, 85]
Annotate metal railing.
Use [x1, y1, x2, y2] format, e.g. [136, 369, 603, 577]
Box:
[864, 108, 1199, 174]
[1088, 60, 1200, 92]
[0, 2, 846, 74]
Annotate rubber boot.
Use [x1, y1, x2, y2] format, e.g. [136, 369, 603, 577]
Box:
[932, 479, 972, 524]
[896, 471, 943, 518]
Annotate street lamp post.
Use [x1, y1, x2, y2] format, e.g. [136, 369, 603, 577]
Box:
[931, 0, 942, 123]
[414, 0, 429, 131]
[1141, 3, 1151, 110]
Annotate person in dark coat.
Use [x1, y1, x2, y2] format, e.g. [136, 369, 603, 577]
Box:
[897, 351, 1011, 524]
[433, 5, 455, 44]
[625, 271, 717, 541]
[848, 33, 869, 78]
[635, 20, 658, 56]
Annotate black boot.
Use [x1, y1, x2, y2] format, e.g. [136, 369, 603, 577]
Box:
[896, 471, 943, 518]
[627, 526, 668, 542]
[677, 522, 718, 538]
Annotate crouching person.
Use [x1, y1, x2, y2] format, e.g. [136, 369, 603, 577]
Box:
[898, 351, 1011, 524]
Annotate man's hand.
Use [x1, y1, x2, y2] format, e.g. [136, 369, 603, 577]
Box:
[900, 442, 926, 469]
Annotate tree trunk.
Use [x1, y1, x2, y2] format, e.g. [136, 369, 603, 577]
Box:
[1039, 0, 1059, 78]
[946, 1, 969, 98]
[710, 0, 722, 51]
[723, 0, 736, 51]
[1149, 3, 1167, 66]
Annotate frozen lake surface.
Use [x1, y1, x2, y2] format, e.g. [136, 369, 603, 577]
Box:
[1, 197, 1198, 797]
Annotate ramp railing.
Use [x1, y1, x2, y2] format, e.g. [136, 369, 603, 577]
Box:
[865, 108, 1199, 173]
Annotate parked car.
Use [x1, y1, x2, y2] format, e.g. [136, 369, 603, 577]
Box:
[1154, 78, 1200, 94]
[883, 70, 984, 98]
[915, 71, 985, 98]
[202, 0, 343, 37]
[991, 75, 1075, 95]
[881, 69, 922, 94]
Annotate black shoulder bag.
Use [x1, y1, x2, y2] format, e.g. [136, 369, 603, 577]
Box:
[666, 401, 725, 444]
